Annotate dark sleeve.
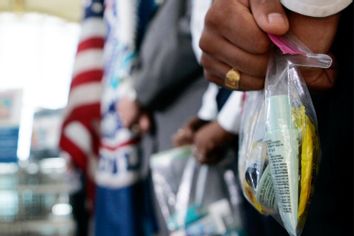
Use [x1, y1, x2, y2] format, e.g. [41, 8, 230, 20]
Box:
[132, 0, 202, 110]
[305, 5, 353, 236]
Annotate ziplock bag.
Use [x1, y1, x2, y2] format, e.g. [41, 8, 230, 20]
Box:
[150, 146, 245, 236]
[238, 34, 332, 236]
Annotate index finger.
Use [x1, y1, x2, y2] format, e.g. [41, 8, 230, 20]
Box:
[204, 0, 270, 54]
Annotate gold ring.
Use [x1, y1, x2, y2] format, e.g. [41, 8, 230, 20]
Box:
[225, 68, 241, 90]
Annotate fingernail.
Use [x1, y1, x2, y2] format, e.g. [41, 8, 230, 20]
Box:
[267, 13, 287, 25]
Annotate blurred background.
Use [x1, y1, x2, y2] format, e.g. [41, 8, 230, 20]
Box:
[0, 0, 82, 235]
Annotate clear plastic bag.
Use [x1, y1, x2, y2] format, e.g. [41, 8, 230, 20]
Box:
[238, 34, 332, 236]
[150, 146, 245, 236]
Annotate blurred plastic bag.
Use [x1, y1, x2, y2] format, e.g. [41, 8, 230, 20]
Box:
[150, 146, 245, 236]
[238, 34, 332, 236]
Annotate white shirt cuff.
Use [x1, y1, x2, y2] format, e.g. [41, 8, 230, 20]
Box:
[217, 92, 244, 134]
[281, 0, 352, 17]
[197, 83, 218, 121]
[191, 0, 212, 62]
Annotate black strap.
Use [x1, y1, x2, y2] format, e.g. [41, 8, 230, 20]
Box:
[216, 87, 232, 111]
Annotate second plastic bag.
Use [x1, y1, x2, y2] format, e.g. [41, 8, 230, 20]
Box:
[151, 146, 245, 236]
[238, 34, 332, 236]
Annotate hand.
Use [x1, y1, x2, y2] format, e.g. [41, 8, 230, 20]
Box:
[200, 0, 339, 90]
[117, 97, 151, 134]
[193, 121, 235, 165]
[172, 117, 209, 147]
[199, 0, 287, 90]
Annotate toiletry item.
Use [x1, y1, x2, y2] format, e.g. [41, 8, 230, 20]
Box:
[255, 165, 276, 211]
[184, 199, 234, 235]
[168, 204, 206, 231]
[266, 95, 299, 236]
[151, 146, 244, 235]
[292, 106, 319, 224]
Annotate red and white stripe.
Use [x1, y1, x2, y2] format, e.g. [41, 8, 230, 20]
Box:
[60, 17, 105, 185]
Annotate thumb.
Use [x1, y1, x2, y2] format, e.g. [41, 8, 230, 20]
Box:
[250, 0, 289, 35]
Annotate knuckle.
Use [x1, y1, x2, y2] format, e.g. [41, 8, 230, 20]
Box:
[204, 7, 220, 29]
[200, 54, 211, 69]
[199, 32, 213, 54]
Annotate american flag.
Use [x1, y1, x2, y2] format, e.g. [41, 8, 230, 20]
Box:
[59, 0, 105, 207]
[60, 0, 159, 234]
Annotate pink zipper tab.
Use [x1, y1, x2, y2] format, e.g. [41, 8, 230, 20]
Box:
[268, 34, 304, 55]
